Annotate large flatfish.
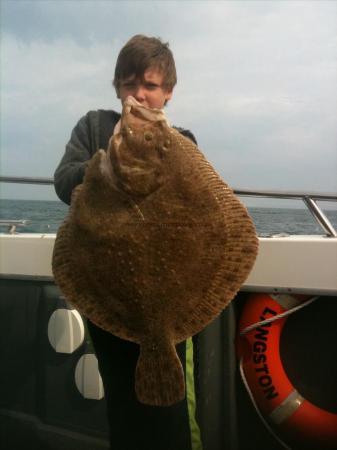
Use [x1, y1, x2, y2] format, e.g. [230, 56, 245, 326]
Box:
[52, 96, 258, 406]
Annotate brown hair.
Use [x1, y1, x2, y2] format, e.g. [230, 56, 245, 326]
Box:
[113, 35, 177, 93]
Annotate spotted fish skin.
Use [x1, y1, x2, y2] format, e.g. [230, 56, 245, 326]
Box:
[52, 97, 258, 406]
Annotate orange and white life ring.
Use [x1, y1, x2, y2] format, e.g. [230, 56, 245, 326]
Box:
[237, 293, 337, 449]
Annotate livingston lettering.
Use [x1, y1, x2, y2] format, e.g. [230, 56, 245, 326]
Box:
[252, 307, 279, 400]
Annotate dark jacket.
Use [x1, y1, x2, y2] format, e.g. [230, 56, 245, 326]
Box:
[54, 109, 197, 205]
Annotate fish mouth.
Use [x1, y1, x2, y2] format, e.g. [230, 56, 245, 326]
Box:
[113, 96, 169, 151]
[121, 96, 169, 128]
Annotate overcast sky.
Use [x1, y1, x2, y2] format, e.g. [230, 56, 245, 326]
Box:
[1, 0, 336, 205]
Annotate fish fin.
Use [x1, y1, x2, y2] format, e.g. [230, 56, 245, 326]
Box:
[135, 341, 185, 406]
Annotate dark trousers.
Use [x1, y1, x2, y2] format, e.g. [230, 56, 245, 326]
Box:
[87, 320, 193, 450]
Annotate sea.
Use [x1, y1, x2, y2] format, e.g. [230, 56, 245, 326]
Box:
[1, 198, 337, 236]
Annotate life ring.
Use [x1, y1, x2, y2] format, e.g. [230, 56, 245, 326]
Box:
[237, 293, 337, 449]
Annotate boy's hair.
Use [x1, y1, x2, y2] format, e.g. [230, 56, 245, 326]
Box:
[113, 35, 177, 93]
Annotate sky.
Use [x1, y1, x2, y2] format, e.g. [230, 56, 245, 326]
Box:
[1, 0, 337, 207]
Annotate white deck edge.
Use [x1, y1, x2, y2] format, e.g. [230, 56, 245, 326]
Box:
[0, 233, 336, 295]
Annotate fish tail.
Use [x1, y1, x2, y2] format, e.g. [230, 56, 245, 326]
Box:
[135, 340, 185, 406]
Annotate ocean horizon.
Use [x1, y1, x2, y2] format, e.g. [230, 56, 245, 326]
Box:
[1, 198, 336, 236]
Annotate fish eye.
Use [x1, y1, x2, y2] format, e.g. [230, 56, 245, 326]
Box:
[121, 127, 133, 137]
[144, 131, 153, 141]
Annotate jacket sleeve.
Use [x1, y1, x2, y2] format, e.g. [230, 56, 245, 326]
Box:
[54, 112, 98, 205]
[176, 128, 198, 145]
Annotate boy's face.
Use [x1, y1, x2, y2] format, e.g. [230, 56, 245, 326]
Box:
[117, 67, 173, 109]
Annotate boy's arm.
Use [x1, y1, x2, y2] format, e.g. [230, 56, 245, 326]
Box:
[54, 112, 98, 205]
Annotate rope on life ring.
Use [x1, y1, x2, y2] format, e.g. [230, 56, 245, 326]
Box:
[237, 293, 337, 449]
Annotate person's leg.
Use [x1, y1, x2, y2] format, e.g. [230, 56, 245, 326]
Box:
[87, 320, 141, 449]
[133, 340, 192, 450]
[87, 321, 193, 450]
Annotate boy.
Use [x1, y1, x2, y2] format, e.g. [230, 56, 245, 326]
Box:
[54, 35, 201, 450]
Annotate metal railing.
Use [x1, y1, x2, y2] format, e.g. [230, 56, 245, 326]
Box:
[1, 176, 336, 237]
[0, 219, 29, 234]
[0, 176, 54, 185]
[235, 188, 337, 237]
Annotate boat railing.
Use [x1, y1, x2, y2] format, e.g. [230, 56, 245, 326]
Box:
[0, 219, 29, 234]
[0, 176, 336, 237]
[235, 188, 337, 237]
